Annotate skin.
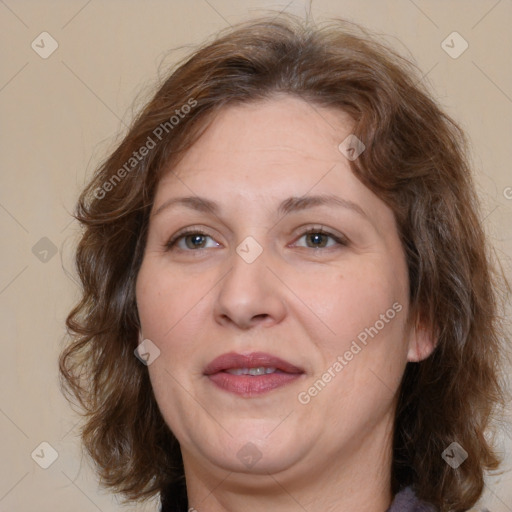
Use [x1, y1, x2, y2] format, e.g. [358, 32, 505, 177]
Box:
[135, 95, 435, 512]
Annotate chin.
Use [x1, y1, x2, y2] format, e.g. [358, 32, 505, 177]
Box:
[189, 424, 309, 475]
[208, 444, 302, 476]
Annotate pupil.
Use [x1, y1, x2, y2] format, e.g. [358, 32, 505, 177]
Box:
[187, 235, 205, 249]
[309, 233, 325, 247]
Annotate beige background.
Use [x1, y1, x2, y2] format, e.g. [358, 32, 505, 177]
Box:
[1, 1, 511, 511]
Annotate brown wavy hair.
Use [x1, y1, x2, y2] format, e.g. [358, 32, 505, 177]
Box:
[59, 13, 510, 511]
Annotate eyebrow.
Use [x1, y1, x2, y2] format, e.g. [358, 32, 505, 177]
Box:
[152, 194, 369, 220]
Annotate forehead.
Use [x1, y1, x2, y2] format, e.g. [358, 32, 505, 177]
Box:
[157, 95, 360, 195]
[175, 95, 354, 174]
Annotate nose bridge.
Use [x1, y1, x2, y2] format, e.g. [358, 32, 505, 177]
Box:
[214, 234, 286, 328]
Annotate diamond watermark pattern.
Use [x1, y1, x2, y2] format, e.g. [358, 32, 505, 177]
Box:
[134, 338, 161, 365]
[32, 237, 58, 263]
[441, 32, 468, 59]
[442, 441, 468, 469]
[31, 32, 59, 59]
[236, 236, 263, 264]
[236, 442, 262, 469]
[338, 134, 366, 161]
[31, 441, 59, 469]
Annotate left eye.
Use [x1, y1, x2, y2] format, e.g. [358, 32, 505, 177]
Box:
[294, 230, 344, 249]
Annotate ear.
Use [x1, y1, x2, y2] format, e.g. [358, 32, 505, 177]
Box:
[407, 319, 437, 363]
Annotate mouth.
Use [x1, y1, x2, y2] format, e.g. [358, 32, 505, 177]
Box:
[204, 352, 305, 397]
[204, 351, 305, 376]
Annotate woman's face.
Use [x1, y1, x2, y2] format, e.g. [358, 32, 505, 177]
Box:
[136, 95, 433, 483]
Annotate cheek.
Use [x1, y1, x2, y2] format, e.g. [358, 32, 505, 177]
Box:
[296, 256, 407, 347]
[306, 263, 409, 414]
[298, 265, 408, 425]
[332, 264, 408, 396]
[136, 262, 209, 434]
[137, 260, 207, 339]
[136, 259, 217, 387]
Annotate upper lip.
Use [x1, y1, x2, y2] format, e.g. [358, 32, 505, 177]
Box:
[204, 352, 305, 375]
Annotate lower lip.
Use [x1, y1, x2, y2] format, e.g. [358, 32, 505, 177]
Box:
[207, 371, 303, 397]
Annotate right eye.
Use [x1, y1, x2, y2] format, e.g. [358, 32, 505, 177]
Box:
[165, 229, 221, 251]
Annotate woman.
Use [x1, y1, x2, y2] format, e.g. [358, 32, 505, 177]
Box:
[59, 14, 508, 512]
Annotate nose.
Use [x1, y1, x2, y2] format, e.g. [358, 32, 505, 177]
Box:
[213, 246, 287, 330]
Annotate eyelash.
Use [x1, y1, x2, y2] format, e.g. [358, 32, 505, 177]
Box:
[164, 226, 348, 252]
